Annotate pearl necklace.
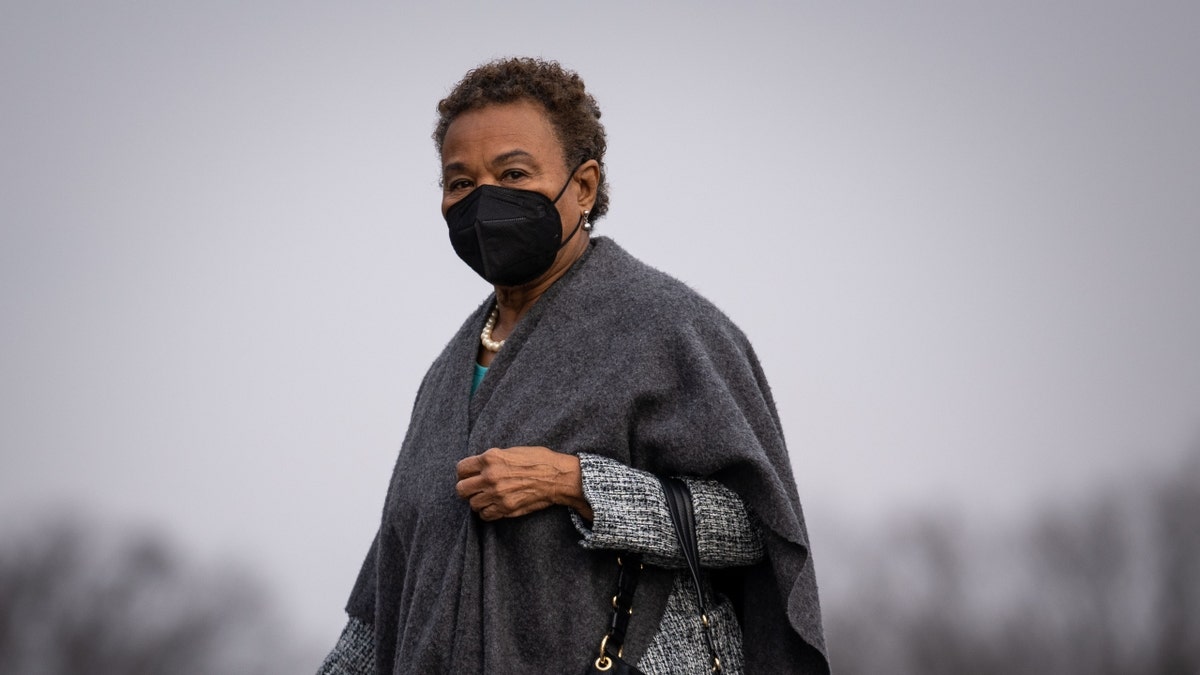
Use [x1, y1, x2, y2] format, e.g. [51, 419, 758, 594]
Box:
[480, 305, 504, 352]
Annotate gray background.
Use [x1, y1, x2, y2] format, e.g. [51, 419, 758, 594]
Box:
[3, 0, 1198, 663]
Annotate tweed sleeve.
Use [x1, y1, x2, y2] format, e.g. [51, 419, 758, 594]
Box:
[315, 616, 376, 675]
[570, 453, 763, 568]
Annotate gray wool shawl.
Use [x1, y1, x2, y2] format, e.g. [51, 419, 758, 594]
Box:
[347, 238, 828, 674]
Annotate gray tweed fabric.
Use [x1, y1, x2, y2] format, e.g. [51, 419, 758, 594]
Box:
[574, 453, 757, 674]
[640, 574, 747, 675]
[344, 238, 827, 673]
[319, 454, 756, 674]
[316, 617, 375, 675]
[572, 453, 763, 569]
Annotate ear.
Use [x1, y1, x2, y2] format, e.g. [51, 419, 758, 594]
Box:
[573, 159, 601, 213]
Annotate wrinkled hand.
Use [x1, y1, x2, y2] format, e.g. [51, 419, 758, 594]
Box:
[455, 446, 592, 521]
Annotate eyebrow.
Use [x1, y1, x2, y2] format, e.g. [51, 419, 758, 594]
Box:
[442, 161, 469, 178]
[442, 149, 538, 179]
[492, 149, 535, 165]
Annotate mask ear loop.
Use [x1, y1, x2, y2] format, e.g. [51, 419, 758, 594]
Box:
[552, 161, 594, 245]
[550, 160, 588, 204]
[558, 209, 588, 250]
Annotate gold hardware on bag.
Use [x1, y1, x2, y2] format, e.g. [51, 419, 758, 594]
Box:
[593, 553, 641, 672]
[594, 633, 621, 670]
[611, 595, 633, 615]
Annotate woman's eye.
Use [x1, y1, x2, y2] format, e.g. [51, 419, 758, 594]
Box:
[447, 179, 472, 191]
[502, 170, 527, 181]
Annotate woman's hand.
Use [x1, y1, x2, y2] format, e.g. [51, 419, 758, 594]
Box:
[455, 446, 593, 522]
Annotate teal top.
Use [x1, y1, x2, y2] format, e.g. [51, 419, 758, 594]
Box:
[471, 363, 488, 396]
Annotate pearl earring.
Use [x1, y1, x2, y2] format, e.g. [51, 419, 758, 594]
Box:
[582, 210, 593, 232]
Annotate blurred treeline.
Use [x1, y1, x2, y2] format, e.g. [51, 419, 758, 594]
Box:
[1, 451, 1196, 674]
[825, 449, 1200, 675]
[0, 519, 315, 675]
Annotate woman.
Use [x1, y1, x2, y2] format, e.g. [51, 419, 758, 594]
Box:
[318, 58, 828, 674]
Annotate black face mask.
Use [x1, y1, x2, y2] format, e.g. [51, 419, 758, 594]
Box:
[444, 168, 585, 286]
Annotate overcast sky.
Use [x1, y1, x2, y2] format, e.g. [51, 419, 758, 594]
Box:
[3, 0, 1198, 652]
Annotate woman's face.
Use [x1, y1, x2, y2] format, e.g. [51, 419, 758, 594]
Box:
[440, 99, 596, 255]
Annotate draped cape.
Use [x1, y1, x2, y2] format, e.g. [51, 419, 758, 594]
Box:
[347, 238, 828, 674]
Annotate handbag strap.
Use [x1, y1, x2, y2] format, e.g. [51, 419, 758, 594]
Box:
[659, 476, 722, 672]
[592, 478, 722, 673]
[593, 553, 643, 672]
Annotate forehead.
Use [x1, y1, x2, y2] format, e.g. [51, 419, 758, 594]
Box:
[440, 99, 563, 169]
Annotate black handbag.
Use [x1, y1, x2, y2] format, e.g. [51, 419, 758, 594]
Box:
[585, 477, 723, 673]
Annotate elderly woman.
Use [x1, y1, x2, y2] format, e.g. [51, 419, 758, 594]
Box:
[318, 58, 828, 674]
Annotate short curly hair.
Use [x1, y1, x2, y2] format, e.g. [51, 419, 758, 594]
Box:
[433, 57, 610, 224]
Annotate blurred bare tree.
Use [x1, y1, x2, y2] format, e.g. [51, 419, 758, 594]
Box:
[1150, 451, 1200, 674]
[826, 449, 1200, 675]
[0, 519, 312, 675]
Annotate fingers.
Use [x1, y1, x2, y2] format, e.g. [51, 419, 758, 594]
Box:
[461, 482, 544, 520]
[455, 474, 484, 500]
[457, 446, 526, 483]
[454, 446, 561, 521]
[454, 448, 505, 499]
[455, 450, 493, 480]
